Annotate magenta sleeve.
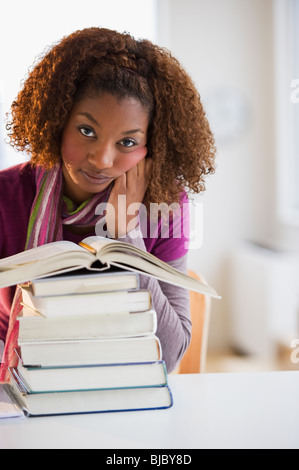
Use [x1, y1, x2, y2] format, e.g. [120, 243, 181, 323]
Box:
[142, 190, 190, 263]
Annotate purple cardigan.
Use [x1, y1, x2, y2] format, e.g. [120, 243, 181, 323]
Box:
[0, 162, 191, 372]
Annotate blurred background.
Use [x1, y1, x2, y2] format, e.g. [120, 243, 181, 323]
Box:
[0, 0, 298, 372]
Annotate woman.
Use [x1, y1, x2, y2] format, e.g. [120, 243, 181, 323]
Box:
[0, 27, 216, 378]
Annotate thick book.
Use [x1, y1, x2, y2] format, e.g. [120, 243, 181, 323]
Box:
[20, 286, 152, 318]
[0, 235, 220, 297]
[18, 309, 157, 342]
[29, 268, 139, 297]
[5, 371, 173, 417]
[18, 335, 162, 367]
[15, 360, 168, 393]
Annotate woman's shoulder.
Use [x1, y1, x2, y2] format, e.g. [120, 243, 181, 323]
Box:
[0, 160, 35, 180]
[0, 161, 36, 196]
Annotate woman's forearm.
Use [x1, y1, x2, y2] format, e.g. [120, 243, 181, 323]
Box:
[117, 229, 191, 373]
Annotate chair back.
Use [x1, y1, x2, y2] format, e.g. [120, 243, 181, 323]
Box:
[176, 270, 211, 374]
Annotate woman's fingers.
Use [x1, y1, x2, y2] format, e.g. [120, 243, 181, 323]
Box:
[106, 157, 153, 237]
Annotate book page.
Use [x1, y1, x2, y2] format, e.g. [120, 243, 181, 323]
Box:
[82, 236, 115, 253]
[82, 236, 220, 298]
[0, 241, 85, 271]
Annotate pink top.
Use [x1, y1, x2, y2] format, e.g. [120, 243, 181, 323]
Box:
[0, 162, 191, 372]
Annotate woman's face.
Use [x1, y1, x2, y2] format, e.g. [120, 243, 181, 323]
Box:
[61, 92, 150, 204]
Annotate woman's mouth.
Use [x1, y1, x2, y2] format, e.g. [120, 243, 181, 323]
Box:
[81, 170, 114, 185]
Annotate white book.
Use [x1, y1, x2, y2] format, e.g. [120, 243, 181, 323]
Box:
[16, 360, 168, 393]
[0, 235, 220, 297]
[18, 335, 162, 367]
[20, 286, 152, 318]
[5, 372, 173, 417]
[29, 269, 139, 297]
[18, 309, 157, 342]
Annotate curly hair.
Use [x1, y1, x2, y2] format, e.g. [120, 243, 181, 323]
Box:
[6, 27, 216, 205]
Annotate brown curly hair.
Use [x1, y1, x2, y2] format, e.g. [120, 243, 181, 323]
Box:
[6, 27, 216, 205]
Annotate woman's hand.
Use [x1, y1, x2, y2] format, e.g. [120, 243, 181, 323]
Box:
[106, 157, 152, 238]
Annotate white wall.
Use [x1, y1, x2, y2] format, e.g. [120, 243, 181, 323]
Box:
[156, 0, 288, 350]
[0, 0, 157, 168]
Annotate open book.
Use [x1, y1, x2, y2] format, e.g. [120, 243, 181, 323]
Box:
[0, 236, 220, 298]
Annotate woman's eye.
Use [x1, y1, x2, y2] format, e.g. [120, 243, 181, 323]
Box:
[120, 138, 136, 148]
[79, 126, 95, 137]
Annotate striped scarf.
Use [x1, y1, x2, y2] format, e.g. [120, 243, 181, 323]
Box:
[0, 164, 110, 382]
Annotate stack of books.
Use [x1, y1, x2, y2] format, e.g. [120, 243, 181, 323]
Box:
[7, 268, 173, 417]
[1, 236, 219, 417]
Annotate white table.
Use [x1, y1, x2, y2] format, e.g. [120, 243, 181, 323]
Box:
[0, 371, 298, 449]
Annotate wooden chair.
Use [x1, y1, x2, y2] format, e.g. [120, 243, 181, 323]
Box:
[174, 270, 211, 374]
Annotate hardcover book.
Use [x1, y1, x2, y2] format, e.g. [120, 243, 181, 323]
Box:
[18, 309, 157, 342]
[30, 268, 139, 297]
[0, 235, 219, 297]
[18, 335, 162, 368]
[15, 360, 168, 392]
[20, 285, 152, 318]
[5, 370, 173, 417]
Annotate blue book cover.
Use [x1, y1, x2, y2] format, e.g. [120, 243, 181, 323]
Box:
[6, 369, 173, 417]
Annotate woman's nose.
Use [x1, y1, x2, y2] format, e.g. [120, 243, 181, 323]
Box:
[88, 143, 114, 169]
